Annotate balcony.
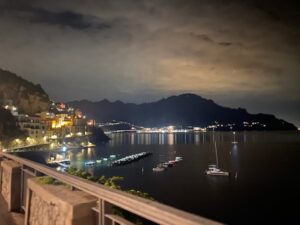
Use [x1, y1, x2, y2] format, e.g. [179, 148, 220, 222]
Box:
[0, 152, 221, 225]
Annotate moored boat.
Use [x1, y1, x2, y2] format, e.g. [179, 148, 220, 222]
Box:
[205, 164, 229, 176]
[205, 141, 229, 177]
[85, 161, 96, 166]
[152, 166, 165, 172]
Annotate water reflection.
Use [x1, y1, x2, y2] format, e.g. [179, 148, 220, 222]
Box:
[231, 144, 239, 179]
[108, 132, 241, 146]
[167, 133, 174, 145]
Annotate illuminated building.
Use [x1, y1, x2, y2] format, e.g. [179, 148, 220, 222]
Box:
[17, 115, 49, 139]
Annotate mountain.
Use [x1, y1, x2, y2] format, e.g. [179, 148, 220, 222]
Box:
[0, 69, 50, 114]
[68, 94, 297, 130]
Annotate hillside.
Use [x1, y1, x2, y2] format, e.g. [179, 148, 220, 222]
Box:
[0, 108, 27, 146]
[69, 94, 297, 130]
[0, 69, 50, 114]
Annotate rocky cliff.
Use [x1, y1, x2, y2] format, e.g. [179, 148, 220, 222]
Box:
[0, 69, 50, 114]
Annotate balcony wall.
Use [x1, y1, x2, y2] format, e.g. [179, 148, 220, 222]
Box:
[26, 177, 97, 225]
[0, 160, 21, 212]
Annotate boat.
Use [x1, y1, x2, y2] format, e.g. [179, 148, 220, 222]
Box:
[162, 163, 169, 168]
[152, 166, 165, 172]
[110, 155, 116, 158]
[175, 156, 183, 162]
[165, 162, 173, 167]
[168, 160, 177, 165]
[47, 155, 71, 168]
[85, 161, 96, 166]
[205, 141, 229, 176]
[57, 159, 71, 168]
[206, 164, 229, 176]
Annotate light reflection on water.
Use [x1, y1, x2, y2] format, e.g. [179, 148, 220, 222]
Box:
[108, 132, 214, 146]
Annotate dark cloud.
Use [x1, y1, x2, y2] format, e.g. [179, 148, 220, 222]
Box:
[218, 42, 232, 46]
[29, 9, 110, 30]
[0, 1, 110, 30]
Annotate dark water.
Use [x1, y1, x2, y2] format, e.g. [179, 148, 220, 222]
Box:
[16, 131, 300, 224]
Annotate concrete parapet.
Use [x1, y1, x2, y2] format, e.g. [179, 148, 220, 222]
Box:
[26, 177, 97, 225]
[0, 159, 21, 212]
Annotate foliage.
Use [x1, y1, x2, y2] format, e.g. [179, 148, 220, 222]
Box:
[65, 167, 154, 225]
[37, 176, 63, 185]
[65, 167, 125, 190]
[127, 189, 154, 201]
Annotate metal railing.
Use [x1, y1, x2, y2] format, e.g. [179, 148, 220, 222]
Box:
[0, 152, 222, 225]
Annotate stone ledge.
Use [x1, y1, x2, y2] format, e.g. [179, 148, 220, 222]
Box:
[27, 177, 97, 225]
[1, 160, 22, 171]
[0, 160, 21, 212]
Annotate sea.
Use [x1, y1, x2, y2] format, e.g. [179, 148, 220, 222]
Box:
[15, 131, 300, 224]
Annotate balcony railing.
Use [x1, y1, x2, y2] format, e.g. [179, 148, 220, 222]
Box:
[0, 152, 222, 225]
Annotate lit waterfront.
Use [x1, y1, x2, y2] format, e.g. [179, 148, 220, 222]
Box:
[15, 131, 300, 224]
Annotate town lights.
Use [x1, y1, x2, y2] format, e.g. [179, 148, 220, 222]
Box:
[12, 138, 23, 147]
[51, 135, 58, 139]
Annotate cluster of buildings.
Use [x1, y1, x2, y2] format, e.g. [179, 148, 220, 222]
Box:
[100, 120, 268, 134]
[99, 121, 207, 134]
[1, 100, 96, 147]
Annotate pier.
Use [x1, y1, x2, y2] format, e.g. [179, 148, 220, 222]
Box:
[3, 143, 50, 153]
[111, 152, 152, 166]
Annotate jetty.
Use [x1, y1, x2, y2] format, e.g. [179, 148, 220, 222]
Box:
[112, 152, 152, 166]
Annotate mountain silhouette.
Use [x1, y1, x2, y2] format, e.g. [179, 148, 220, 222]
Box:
[69, 93, 296, 130]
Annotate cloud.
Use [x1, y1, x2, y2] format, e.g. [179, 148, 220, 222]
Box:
[0, 1, 110, 30]
[0, 0, 299, 124]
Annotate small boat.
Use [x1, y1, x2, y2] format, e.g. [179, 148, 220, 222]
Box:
[168, 160, 177, 165]
[205, 164, 229, 176]
[175, 156, 183, 162]
[85, 161, 96, 166]
[161, 163, 169, 168]
[57, 159, 71, 168]
[110, 155, 116, 158]
[152, 166, 165, 172]
[96, 160, 102, 163]
[162, 162, 173, 167]
[103, 158, 108, 161]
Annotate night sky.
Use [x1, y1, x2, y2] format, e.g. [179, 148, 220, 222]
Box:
[0, 0, 299, 126]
